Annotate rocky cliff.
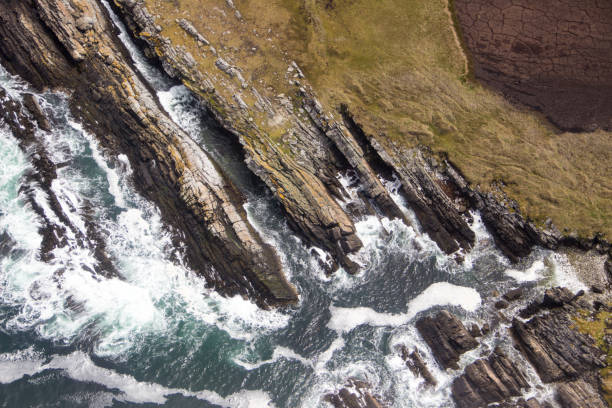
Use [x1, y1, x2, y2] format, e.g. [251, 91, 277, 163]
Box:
[411, 287, 611, 408]
[0, 0, 297, 307]
[110, 0, 611, 263]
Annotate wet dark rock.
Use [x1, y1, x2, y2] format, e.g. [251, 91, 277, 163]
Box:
[0, 231, 17, 257]
[445, 166, 557, 263]
[325, 379, 383, 408]
[469, 323, 482, 338]
[591, 284, 605, 294]
[416, 310, 479, 370]
[504, 287, 524, 302]
[22, 93, 51, 131]
[399, 346, 437, 387]
[451, 347, 529, 408]
[495, 300, 510, 310]
[511, 311, 605, 383]
[481, 323, 491, 335]
[519, 301, 542, 319]
[541, 287, 576, 309]
[556, 379, 607, 408]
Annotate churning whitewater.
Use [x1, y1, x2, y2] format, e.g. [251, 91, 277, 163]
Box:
[0, 7, 587, 407]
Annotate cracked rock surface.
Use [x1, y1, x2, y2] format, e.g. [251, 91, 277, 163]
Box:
[453, 0, 612, 131]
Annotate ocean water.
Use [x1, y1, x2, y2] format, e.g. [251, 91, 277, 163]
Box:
[0, 6, 586, 407]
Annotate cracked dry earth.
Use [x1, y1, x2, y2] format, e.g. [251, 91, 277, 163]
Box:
[453, 0, 612, 131]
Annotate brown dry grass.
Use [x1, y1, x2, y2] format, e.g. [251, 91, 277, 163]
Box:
[143, 0, 612, 240]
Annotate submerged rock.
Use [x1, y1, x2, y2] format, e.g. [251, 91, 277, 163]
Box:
[325, 379, 383, 408]
[398, 346, 437, 387]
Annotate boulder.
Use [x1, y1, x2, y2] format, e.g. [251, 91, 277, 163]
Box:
[416, 310, 479, 370]
[399, 346, 437, 387]
[469, 323, 482, 338]
[495, 300, 510, 310]
[503, 287, 524, 302]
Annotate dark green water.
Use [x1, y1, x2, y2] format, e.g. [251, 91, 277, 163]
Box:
[0, 9, 583, 407]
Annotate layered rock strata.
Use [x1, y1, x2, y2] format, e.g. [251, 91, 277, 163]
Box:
[111, 0, 609, 266]
[0, 87, 117, 275]
[112, 0, 483, 266]
[451, 348, 529, 408]
[415, 310, 479, 370]
[412, 287, 610, 407]
[0, 0, 297, 306]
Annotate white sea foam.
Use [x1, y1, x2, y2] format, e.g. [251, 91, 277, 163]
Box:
[0, 126, 41, 249]
[505, 259, 546, 283]
[0, 348, 46, 384]
[314, 337, 346, 371]
[0, 88, 290, 359]
[408, 282, 482, 316]
[0, 349, 277, 407]
[234, 346, 311, 370]
[505, 252, 587, 292]
[25, 351, 276, 407]
[327, 282, 481, 333]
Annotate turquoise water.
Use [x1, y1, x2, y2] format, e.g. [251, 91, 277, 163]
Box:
[0, 11, 585, 407]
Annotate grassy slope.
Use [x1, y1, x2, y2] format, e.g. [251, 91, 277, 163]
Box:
[573, 309, 612, 405]
[144, 0, 611, 240]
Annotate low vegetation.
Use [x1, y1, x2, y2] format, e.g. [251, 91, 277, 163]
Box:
[143, 0, 611, 240]
[573, 309, 612, 404]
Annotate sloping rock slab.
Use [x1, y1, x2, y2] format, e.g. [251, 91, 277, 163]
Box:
[512, 312, 605, 383]
[452, 348, 529, 408]
[416, 310, 478, 370]
[556, 379, 607, 408]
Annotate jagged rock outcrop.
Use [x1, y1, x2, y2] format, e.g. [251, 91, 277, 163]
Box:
[453, 0, 612, 132]
[114, 0, 377, 273]
[557, 379, 607, 408]
[451, 347, 529, 408]
[444, 164, 561, 262]
[111, 0, 485, 266]
[415, 310, 479, 370]
[110, 0, 609, 268]
[510, 287, 608, 408]
[0, 0, 297, 306]
[512, 306, 606, 384]
[416, 286, 610, 407]
[398, 346, 437, 387]
[1, 86, 118, 275]
[325, 379, 384, 408]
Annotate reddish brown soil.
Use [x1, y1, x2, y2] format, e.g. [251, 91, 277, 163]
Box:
[453, 0, 612, 131]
